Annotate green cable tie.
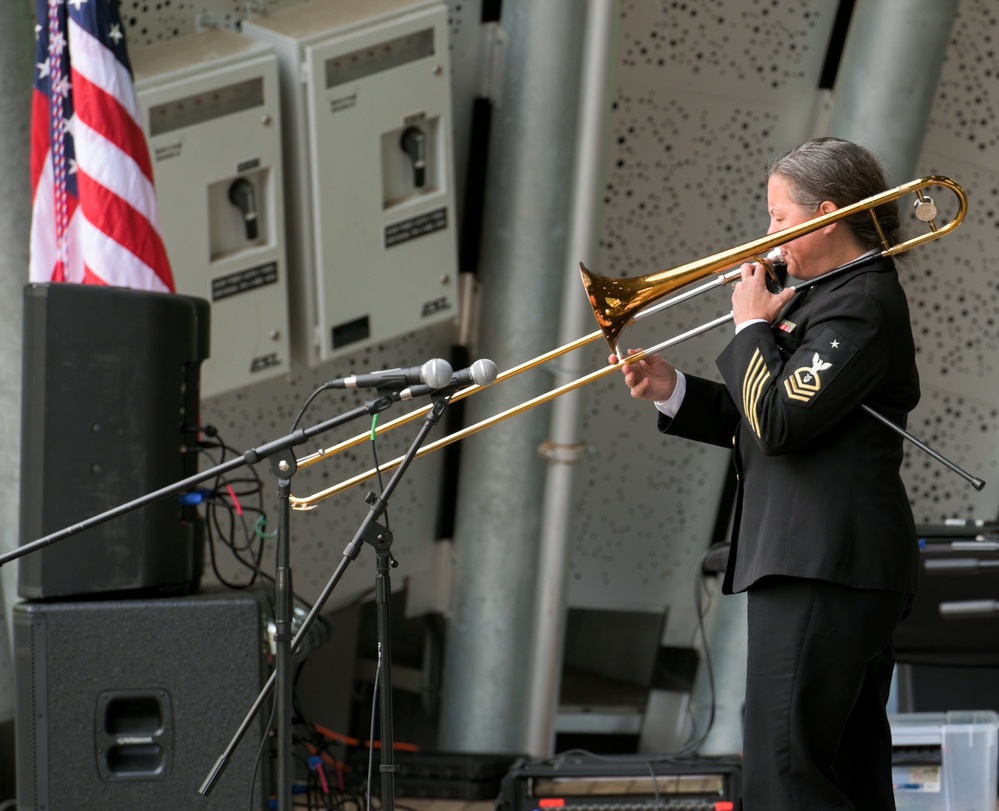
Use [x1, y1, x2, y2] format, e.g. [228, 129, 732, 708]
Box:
[255, 515, 277, 539]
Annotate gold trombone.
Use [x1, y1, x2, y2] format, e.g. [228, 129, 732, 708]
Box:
[290, 175, 968, 510]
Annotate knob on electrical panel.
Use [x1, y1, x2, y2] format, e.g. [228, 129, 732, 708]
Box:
[228, 177, 259, 240]
[241, 0, 459, 366]
[400, 126, 426, 188]
[131, 28, 291, 398]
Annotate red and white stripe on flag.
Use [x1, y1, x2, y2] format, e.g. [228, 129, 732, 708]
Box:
[30, 0, 175, 292]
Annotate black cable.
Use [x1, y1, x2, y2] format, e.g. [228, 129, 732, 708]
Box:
[291, 382, 338, 432]
[194, 424, 271, 590]
[249, 692, 278, 811]
[672, 541, 724, 756]
[365, 656, 381, 811]
[204, 496, 268, 591]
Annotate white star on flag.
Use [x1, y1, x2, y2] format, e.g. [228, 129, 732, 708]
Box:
[29, 0, 174, 291]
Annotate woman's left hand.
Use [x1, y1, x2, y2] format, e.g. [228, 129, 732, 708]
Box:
[732, 261, 795, 326]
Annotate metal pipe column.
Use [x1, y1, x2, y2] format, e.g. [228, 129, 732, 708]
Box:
[522, 0, 620, 757]
[437, 0, 587, 752]
[825, 0, 960, 183]
[0, 4, 35, 689]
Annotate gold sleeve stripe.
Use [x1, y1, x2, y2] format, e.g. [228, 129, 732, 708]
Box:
[747, 366, 769, 436]
[742, 349, 771, 438]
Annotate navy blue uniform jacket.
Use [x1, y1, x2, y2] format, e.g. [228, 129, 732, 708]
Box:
[660, 254, 921, 595]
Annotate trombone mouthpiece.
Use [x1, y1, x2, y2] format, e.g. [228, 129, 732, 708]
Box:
[761, 247, 788, 293]
[762, 247, 785, 268]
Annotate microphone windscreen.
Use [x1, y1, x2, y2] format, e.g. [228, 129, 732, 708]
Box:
[421, 358, 453, 389]
[470, 358, 499, 386]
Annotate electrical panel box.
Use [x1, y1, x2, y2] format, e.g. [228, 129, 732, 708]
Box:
[242, 0, 460, 366]
[132, 29, 291, 398]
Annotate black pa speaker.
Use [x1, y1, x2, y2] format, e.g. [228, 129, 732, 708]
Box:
[893, 524, 999, 714]
[18, 282, 210, 599]
[893, 524, 999, 666]
[13, 589, 270, 810]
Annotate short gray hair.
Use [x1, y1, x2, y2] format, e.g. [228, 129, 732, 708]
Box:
[767, 137, 899, 251]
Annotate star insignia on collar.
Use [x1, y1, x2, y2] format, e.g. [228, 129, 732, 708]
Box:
[830, 339, 840, 349]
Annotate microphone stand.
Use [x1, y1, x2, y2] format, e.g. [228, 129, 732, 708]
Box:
[860, 405, 985, 491]
[0, 388, 432, 811]
[200, 393, 452, 810]
[272, 447, 296, 811]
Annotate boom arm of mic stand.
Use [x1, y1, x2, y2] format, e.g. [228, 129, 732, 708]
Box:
[200, 394, 451, 805]
[0, 396, 399, 568]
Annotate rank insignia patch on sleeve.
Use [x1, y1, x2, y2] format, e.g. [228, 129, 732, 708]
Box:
[784, 352, 833, 402]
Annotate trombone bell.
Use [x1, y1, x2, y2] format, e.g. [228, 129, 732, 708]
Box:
[580, 249, 784, 354]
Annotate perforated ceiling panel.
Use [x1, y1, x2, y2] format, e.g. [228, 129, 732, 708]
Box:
[118, 0, 300, 42]
[904, 385, 999, 517]
[902, 0, 999, 522]
[120, 0, 999, 616]
[564, 0, 839, 613]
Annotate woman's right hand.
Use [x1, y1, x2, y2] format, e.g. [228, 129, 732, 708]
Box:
[610, 349, 678, 402]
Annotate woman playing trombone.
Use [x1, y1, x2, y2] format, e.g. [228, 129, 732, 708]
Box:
[614, 137, 919, 810]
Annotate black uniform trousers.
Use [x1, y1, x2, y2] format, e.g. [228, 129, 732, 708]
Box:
[742, 575, 912, 811]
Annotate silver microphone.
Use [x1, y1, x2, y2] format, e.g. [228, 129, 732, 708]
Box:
[327, 358, 453, 391]
[397, 358, 499, 400]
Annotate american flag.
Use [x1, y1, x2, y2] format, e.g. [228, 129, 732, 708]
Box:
[30, 0, 175, 292]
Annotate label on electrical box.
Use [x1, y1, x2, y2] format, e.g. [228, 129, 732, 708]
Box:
[421, 296, 451, 318]
[384, 208, 448, 248]
[211, 262, 279, 301]
[154, 141, 184, 162]
[250, 352, 283, 373]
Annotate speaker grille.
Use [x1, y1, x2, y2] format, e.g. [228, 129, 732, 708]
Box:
[13, 589, 268, 810]
[18, 282, 209, 599]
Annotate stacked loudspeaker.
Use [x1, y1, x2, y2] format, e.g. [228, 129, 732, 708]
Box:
[13, 283, 269, 810]
[18, 282, 208, 600]
[13, 591, 267, 809]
